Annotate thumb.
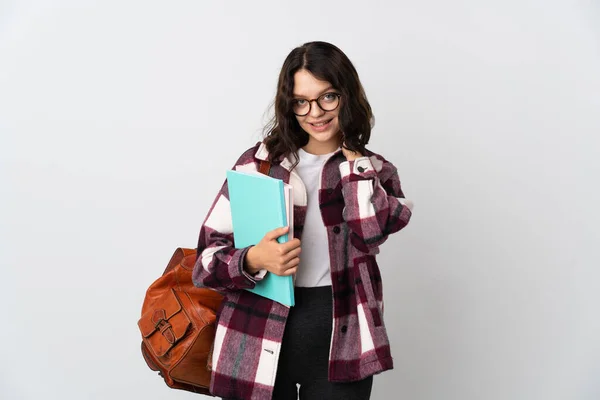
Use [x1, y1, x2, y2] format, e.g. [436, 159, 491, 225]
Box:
[265, 226, 289, 241]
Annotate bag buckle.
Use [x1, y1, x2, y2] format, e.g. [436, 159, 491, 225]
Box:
[154, 318, 168, 331]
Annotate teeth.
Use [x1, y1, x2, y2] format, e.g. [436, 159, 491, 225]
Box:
[313, 121, 329, 127]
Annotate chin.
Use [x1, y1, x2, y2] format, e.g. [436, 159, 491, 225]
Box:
[303, 124, 341, 142]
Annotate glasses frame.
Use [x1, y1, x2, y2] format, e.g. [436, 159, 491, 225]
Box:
[292, 92, 342, 116]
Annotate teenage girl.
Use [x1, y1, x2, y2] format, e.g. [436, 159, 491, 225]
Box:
[193, 41, 413, 400]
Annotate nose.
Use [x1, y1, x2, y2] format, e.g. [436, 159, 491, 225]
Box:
[308, 100, 325, 118]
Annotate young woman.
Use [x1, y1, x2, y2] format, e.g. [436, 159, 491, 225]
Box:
[193, 41, 413, 400]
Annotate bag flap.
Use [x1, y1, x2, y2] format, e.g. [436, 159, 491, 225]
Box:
[138, 289, 192, 357]
[138, 288, 185, 338]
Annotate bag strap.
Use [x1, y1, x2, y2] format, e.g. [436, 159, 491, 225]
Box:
[258, 160, 271, 176]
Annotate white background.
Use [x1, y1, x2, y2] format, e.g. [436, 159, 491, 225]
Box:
[1, 1, 599, 399]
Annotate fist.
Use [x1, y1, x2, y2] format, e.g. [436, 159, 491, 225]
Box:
[245, 226, 302, 277]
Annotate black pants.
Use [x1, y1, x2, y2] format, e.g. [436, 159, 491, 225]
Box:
[272, 286, 373, 400]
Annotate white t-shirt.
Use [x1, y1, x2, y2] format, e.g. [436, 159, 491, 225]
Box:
[293, 148, 337, 287]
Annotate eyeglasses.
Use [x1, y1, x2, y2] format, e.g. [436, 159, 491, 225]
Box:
[291, 92, 341, 116]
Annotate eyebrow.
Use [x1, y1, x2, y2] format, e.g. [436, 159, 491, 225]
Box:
[293, 86, 335, 98]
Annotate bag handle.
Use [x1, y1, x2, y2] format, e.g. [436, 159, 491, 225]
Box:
[258, 160, 271, 176]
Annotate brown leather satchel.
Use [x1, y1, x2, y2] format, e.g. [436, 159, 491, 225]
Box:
[139, 160, 271, 395]
[138, 248, 223, 394]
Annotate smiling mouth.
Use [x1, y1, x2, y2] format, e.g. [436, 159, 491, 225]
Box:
[309, 119, 332, 127]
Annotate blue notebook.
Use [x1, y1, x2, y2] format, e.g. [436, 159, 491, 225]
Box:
[226, 170, 295, 307]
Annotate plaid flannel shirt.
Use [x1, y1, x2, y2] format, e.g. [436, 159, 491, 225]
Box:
[193, 141, 413, 400]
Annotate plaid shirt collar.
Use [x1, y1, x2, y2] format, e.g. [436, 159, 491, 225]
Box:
[255, 141, 344, 171]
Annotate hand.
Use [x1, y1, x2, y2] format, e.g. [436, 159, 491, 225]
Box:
[341, 142, 363, 161]
[244, 226, 301, 276]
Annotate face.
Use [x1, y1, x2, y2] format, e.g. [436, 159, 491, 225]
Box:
[292, 69, 342, 154]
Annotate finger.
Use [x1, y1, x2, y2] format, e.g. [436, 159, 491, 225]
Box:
[265, 226, 289, 241]
[284, 256, 300, 269]
[281, 247, 301, 264]
[272, 260, 297, 276]
[281, 266, 298, 276]
[280, 238, 301, 252]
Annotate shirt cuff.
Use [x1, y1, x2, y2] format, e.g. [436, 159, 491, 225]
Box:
[242, 268, 267, 282]
[239, 246, 268, 282]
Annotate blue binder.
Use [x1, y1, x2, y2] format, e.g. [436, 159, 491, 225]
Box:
[226, 170, 295, 307]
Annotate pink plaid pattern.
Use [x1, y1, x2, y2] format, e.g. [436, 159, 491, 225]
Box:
[192, 142, 412, 399]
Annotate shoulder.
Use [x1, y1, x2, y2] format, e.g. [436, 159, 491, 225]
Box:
[232, 141, 263, 168]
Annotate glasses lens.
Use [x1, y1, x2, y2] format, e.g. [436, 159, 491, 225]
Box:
[318, 93, 339, 111]
[292, 100, 309, 116]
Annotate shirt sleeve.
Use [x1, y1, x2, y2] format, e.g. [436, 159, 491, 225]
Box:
[339, 156, 413, 253]
[192, 149, 268, 293]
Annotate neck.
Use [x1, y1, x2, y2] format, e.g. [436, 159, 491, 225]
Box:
[303, 135, 341, 155]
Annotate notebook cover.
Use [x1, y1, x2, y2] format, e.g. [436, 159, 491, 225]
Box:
[226, 170, 295, 307]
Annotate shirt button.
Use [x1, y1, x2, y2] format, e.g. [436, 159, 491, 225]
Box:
[326, 188, 333, 195]
[341, 325, 348, 333]
[357, 166, 366, 173]
[333, 226, 341, 234]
